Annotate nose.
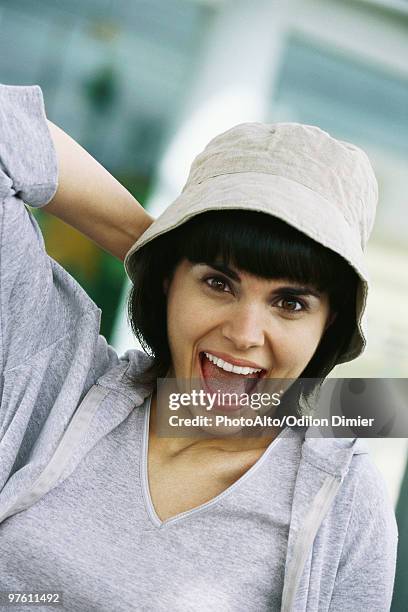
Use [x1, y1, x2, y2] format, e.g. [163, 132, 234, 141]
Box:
[221, 303, 265, 351]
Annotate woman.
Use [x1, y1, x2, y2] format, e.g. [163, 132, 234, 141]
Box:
[0, 85, 398, 611]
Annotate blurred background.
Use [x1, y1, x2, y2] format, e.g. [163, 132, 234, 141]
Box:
[0, 0, 407, 606]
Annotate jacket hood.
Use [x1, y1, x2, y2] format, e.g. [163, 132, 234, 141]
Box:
[0, 347, 367, 520]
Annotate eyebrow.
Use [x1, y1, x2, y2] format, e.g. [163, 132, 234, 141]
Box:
[204, 262, 241, 281]
[201, 262, 322, 298]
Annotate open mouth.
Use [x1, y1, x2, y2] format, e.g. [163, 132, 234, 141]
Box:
[198, 351, 267, 397]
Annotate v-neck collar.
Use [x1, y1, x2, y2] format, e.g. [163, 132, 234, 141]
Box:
[140, 394, 295, 529]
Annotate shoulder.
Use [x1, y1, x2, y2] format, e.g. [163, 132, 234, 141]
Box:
[326, 450, 399, 610]
[94, 347, 155, 404]
[343, 450, 398, 541]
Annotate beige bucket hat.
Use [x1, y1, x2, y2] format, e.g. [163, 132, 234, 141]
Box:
[124, 122, 378, 364]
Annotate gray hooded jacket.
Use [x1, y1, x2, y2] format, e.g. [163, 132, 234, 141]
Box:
[0, 85, 398, 611]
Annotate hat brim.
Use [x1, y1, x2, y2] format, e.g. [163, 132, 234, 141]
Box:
[124, 172, 369, 363]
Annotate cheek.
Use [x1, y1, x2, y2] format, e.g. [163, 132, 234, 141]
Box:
[274, 318, 327, 365]
[298, 318, 329, 359]
[167, 302, 196, 345]
[166, 290, 214, 358]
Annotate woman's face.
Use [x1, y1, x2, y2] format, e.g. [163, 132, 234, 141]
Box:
[158, 259, 330, 437]
[162, 258, 333, 433]
[166, 257, 332, 375]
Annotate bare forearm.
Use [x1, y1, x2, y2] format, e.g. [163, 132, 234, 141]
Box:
[43, 121, 154, 261]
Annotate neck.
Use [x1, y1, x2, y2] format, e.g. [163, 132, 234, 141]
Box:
[148, 391, 281, 458]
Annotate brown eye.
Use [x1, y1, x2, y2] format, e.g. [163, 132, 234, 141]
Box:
[277, 298, 304, 312]
[205, 276, 231, 293]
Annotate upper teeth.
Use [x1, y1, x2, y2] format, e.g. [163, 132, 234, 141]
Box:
[204, 352, 263, 376]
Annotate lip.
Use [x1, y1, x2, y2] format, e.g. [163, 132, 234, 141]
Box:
[197, 352, 267, 413]
[200, 349, 267, 372]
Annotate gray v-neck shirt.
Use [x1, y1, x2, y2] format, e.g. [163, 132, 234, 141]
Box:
[2, 393, 303, 611]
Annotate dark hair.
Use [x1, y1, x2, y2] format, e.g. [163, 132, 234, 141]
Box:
[127, 210, 358, 416]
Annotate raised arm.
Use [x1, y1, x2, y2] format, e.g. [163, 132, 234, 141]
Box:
[43, 121, 154, 262]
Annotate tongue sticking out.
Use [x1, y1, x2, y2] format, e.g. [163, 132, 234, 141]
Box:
[201, 355, 260, 396]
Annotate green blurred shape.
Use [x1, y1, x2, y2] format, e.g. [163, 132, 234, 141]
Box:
[31, 172, 151, 343]
[83, 64, 117, 114]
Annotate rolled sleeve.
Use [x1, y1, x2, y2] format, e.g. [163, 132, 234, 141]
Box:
[0, 84, 58, 207]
